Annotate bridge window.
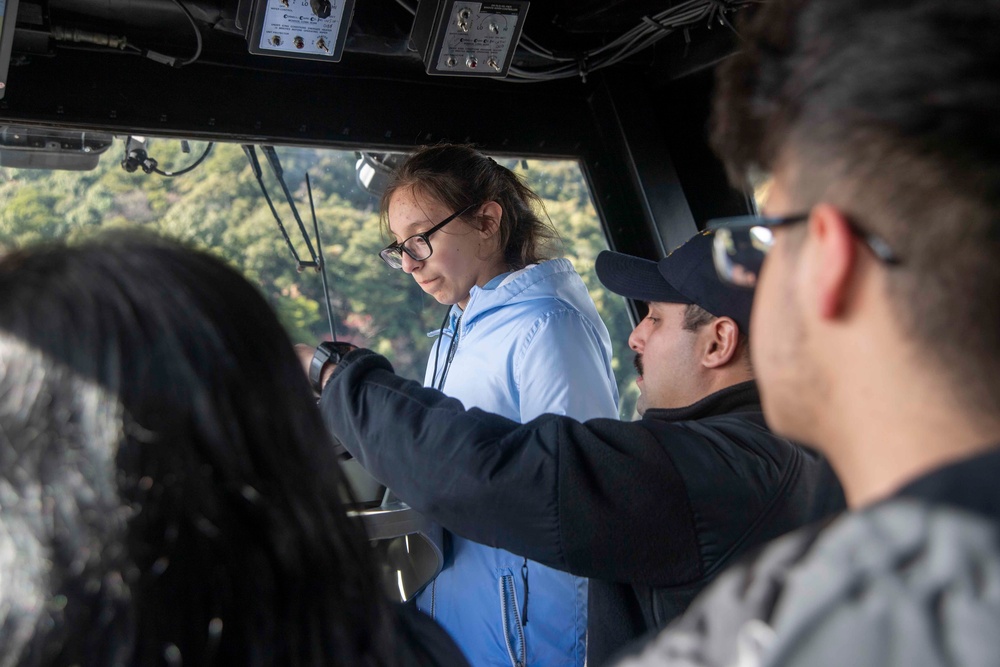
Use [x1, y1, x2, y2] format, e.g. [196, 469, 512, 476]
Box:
[0, 138, 639, 417]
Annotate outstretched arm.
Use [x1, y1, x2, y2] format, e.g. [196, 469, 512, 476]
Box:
[319, 349, 701, 585]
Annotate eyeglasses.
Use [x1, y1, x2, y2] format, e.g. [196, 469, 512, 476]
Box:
[707, 212, 901, 287]
[378, 202, 480, 270]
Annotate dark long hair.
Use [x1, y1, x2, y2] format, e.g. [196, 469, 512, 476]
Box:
[379, 144, 561, 270]
[0, 232, 396, 666]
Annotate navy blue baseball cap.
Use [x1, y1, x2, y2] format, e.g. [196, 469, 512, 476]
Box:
[595, 230, 753, 334]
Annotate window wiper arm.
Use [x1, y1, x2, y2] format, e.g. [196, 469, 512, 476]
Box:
[306, 172, 337, 342]
[241, 144, 317, 269]
[261, 145, 319, 263]
[242, 144, 338, 341]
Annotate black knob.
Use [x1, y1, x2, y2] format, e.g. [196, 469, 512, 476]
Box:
[310, 0, 332, 19]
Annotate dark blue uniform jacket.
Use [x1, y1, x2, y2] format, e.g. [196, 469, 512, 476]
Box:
[320, 349, 845, 665]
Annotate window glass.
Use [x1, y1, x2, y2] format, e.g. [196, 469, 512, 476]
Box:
[0, 138, 638, 417]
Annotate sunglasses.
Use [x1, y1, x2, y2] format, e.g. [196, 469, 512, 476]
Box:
[707, 212, 900, 287]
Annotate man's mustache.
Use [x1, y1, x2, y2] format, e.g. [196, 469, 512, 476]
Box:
[633, 353, 643, 377]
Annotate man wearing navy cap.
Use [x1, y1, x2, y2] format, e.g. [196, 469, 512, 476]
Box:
[595, 231, 754, 417]
[303, 231, 844, 664]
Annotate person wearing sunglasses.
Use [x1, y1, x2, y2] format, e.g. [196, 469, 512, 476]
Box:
[613, 1, 1000, 665]
[308, 143, 620, 667]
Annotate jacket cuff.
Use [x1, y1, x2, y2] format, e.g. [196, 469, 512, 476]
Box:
[329, 347, 394, 384]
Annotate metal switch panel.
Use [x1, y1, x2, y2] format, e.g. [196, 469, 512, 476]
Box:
[247, 0, 355, 62]
[411, 1, 529, 78]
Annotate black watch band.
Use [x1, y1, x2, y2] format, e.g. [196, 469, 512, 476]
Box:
[309, 341, 353, 394]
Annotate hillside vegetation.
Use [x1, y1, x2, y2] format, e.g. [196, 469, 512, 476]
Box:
[0, 139, 638, 417]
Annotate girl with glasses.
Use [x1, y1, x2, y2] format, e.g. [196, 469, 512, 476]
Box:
[371, 144, 620, 667]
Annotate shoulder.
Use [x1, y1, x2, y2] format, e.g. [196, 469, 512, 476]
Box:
[625, 501, 1000, 667]
[787, 499, 1000, 589]
[473, 259, 599, 327]
[512, 308, 610, 381]
[635, 412, 820, 522]
[642, 410, 787, 461]
[665, 408, 844, 566]
[503, 259, 589, 306]
[522, 304, 595, 338]
[769, 502, 1000, 665]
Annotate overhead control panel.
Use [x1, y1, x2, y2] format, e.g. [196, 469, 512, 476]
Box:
[247, 0, 355, 62]
[410, 1, 529, 78]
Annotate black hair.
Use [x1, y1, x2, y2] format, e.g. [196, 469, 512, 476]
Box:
[0, 231, 399, 666]
[379, 144, 561, 270]
[713, 0, 1000, 413]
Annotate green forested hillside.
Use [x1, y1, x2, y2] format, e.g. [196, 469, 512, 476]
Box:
[0, 139, 638, 417]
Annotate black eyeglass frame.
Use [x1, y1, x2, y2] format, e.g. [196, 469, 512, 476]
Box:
[378, 202, 481, 269]
[707, 212, 901, 265]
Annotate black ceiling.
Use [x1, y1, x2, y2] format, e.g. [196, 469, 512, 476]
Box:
[9, 0, 748, 87]
[1, 0, 752, 284]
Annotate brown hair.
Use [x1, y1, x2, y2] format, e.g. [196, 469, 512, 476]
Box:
[379, 144, 561, 270]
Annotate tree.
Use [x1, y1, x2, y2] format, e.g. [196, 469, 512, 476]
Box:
[0, 141, 638, 415]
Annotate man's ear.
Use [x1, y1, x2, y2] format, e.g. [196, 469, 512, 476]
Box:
[808, 204, 857, 320]
[702, 316, 740, 369]
[477, 201, 503, 238]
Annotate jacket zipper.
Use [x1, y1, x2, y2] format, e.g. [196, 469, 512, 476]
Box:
[499, 574, 526, 667]
[521, 557, 529, 625]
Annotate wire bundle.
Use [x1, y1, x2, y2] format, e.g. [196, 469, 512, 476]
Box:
[508, 0, 756, 82]
[52, 0, 202, 67]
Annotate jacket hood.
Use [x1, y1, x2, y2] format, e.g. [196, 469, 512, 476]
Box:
[431, 258, 604, 336]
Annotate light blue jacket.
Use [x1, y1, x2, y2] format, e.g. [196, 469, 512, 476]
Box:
[416, 258, 620, 667]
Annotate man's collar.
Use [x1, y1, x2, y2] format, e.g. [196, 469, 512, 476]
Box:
[893, 446, 1000, 523]
[642, 380, 761, 422]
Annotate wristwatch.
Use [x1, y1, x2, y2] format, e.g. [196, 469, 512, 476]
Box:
[309, 341, 355, 394]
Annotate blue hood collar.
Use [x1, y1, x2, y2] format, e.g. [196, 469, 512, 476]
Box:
[428, 259, 597, 337]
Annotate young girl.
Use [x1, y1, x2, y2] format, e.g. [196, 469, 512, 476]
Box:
[377, 144, 619, 666]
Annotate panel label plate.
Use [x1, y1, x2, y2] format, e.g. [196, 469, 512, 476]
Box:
[248, 0, 354, 61]
[431, 1, 528, 76]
